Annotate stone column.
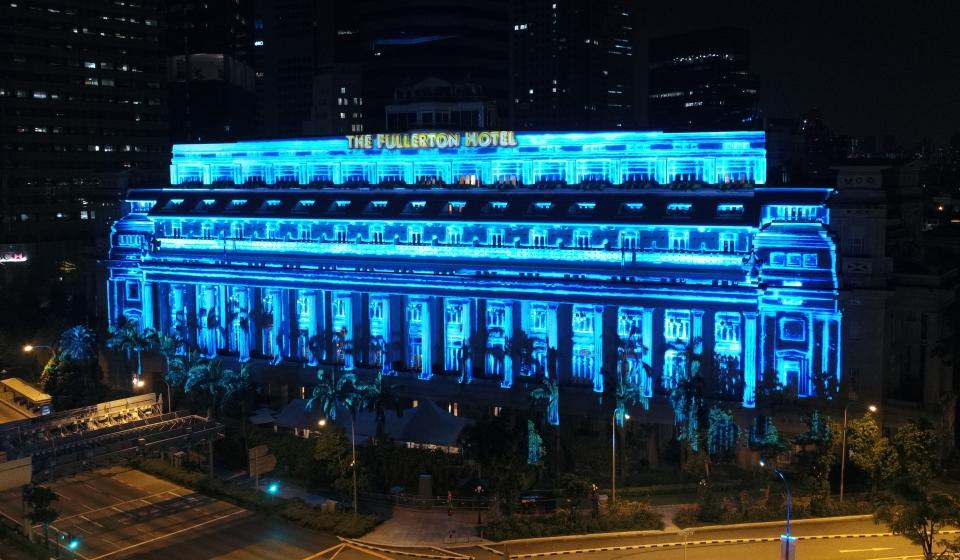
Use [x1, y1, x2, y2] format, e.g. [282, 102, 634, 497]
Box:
[142, 281, 155, 330]
[692, 309, 704, 353]
[641, 307, 654, 397]
[742, 312, 758, 408]
[419, 298, 432, 380]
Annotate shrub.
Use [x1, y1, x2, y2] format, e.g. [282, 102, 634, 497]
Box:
[673, 505, 700, 528]
[280, 499, 380, 537]
[483, 500, 662, 540]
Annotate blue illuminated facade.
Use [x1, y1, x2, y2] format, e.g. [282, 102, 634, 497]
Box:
[108, 130, 839, 417]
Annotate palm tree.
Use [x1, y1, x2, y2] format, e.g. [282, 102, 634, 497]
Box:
[617, 329, 650, 395]
[362, 370, 404, 441]
[152, 333, 182, 411]
[369, 335, 388, 370]
[306, 368, 368, 515]
[529, 378, 560, 427]
[613, 368, 650, 426]
[106, 319, 153, 381]
[506, 330, 539, 378]
[59, 325, 97, 361]
[457, 335, 477, 384]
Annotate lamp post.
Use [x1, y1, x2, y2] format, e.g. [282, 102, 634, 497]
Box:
[474, 484, 484, 524]
[761, 458, 794, 560]
[611, 412, 630, 509]
[23, 344, 55, 360]
[160, 378, 173, 414]
[840, 400, 877, 503]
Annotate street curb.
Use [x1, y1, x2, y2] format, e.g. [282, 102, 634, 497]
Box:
[495, 514, 874, 545]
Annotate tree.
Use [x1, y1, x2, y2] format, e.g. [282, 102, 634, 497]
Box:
[506, 330, 539, 378]
[462, 412, 532, 516]
[847, 414, 899, 494]
[529, 378, 560, 427]
[362, 370, 404, 441]
[58, 325, 97, 361]
[40, 326, 107, 410]
[105, 318, 153, 381]
[306, 368, 369, 515]
[873, 421, 955, 559]
[877, 492, 960, 560]
[24, 485, 58, 549]
[182, 358, 250, 420]
[793, 410, 838, 511]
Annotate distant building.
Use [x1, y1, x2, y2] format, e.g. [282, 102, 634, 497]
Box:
[511, 0, 636, 130]
[303, 63, 364, 136]
[829, 163, 958, 444]
[385, 78, 498, 132]
[254, 0, 332, 138]
[648, 27, 760, 131]
[167, 0, 259, 143]
[0, 0, 167, 245]
[334, 0, 509, 134]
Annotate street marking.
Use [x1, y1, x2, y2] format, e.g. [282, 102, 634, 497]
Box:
[840, 547, 893, 553]
[87, 508, 246, 560]
[864, 556, 921, 560]
[79, 514, 105, 529]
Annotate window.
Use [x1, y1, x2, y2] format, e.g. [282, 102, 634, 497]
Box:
[407, 340, 423, 370]
[573, 230, 591, 248]
[298, 224, 312, 241]
[572, 344, 595, 380]
[850, 238, 864, 256]
[266, 223, 279, 240]
[118, 234, 141, 247]
[201, 222, 213, 239]
[779, 317, 806, 342]
[445, 303, 464, 326]
[170, 221, 182, 238]
[486, 304, 506, 328]
[620, 231, 638, 250]
[408, 226, 423, 245]
[787, 253, 802, 267]
[664, 310, 691, 341]
[446, 226, 463, 245]
[334, 225, 347, 243]
[370, 299, 384, 321]
[669, 230, 689, 250]
[125, 282, 141, 301]
[714, 312, 741, 345]
[530, 229, 547, 248]
[489, 229, 505, 247]
[446, 201, 466, 214]
[769, 252, 786, 266]
[369, 225, 384, 244]
[663, 349, 686, 389]
[720, 233, 737, 252]
[803, 253, 818, 267]
[572, 306, 594, 334]
[530, 304, 548, 332]
[617, 308, 642, 338]
[407, 301, 423, 323]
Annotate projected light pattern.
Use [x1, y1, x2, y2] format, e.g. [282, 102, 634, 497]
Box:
[109, 130, 839, 411]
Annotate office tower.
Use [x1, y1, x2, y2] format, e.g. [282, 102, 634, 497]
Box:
[648, 27, 759, 131]
[511, 0, 636, 130]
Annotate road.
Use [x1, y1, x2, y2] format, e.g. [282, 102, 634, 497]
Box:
[0, 466, 337, 560]
[436, 517, 943, 560]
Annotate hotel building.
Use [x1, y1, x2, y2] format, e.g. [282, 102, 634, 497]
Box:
[107, 130, 841, 422]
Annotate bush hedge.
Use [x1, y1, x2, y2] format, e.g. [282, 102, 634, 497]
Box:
[673, 492, 873, 528]
[484, 500, 663, 541]
[134, 458, 380, 537]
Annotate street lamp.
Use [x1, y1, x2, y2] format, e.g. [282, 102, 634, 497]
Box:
[317, 418, 327, 427]
[840, 401, 877, 502]
[474, 484, 484, 524]
[611, 412, 630, 508]
[760, 458, 794, 560]
[23, 344, 54, 358]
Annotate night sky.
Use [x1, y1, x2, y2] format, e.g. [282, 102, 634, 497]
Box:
[637, 1, 960, 146]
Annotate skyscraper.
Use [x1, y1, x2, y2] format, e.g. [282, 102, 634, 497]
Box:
[648, 27, 760, 131]
[338, 0, 510, 134]
[511, 0, 636, 130]
[0, 0, 168, 244]
[166, 0, 259, 143]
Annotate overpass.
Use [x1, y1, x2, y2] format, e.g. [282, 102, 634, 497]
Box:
[0, 394, 223, 485]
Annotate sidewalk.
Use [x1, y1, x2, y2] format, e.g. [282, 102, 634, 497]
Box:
[362, 507, 484, 547]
